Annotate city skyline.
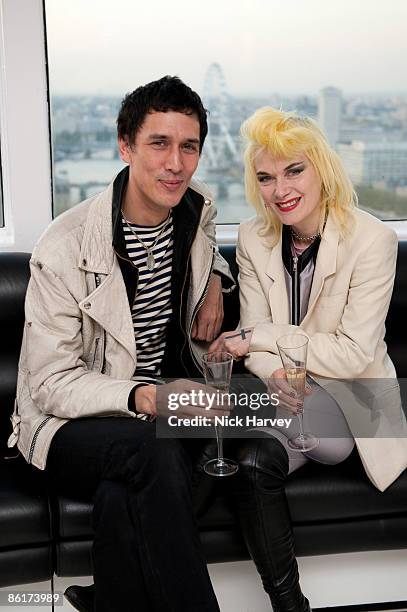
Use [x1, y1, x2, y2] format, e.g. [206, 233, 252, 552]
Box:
[50, 89, 407, 100]
[45, 0, 407, 97]
[51, 79, 407, 222]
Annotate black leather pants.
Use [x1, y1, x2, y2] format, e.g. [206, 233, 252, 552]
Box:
[229, 435, 311, 612]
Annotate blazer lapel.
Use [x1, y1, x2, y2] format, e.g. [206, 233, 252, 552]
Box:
[303, 215, 339, 322]
[265, 234, 290, 324]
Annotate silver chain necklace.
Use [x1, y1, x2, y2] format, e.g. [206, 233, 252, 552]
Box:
[291, 228, 320, 242]
[121, 210, 172, 271]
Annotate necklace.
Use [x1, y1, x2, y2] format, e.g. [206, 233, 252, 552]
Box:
[121, 210, 172, 271]
[291, 228, 321, 242]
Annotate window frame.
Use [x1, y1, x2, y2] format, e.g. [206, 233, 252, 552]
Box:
[0, 1, 13, 244]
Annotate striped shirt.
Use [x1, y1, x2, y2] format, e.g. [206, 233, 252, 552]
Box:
[122, 213, 173, 389]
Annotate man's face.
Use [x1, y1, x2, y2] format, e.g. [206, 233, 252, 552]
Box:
[119, 111, 201, 220]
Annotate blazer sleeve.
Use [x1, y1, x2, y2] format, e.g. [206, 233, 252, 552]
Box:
[240, 224, 398, 379]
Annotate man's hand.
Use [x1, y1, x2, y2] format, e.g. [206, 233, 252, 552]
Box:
[191, 274, 223, 342]
[135, 379, 232, 420]
[134, 385, 157, 417]
[208, 328, 253, 360]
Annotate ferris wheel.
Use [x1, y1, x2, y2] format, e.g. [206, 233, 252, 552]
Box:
[201, 63, 238, 170]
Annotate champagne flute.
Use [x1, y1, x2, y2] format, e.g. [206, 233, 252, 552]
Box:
[202, 352, 238, 477]
[276, 334, 319, 452]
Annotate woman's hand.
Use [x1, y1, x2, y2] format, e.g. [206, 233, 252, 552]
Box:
[268, 368, 312, 415]
[208, 327, 253, 360]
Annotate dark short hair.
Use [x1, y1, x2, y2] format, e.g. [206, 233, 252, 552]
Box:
[117, 76, 208, 153]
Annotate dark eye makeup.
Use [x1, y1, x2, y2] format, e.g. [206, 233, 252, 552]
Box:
[287, 165, 305, 175]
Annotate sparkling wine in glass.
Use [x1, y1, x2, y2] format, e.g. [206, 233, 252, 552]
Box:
[276, 334, 319, 452]
[285, 366, 306, 397]
[202, 351, 238, 477]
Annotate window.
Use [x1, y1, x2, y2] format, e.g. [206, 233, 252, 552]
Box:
[45, 0, 407, 223]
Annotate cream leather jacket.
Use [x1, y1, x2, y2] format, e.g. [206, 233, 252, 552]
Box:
[9, 177, 234, 470]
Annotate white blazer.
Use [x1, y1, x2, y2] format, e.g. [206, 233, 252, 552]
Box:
[238, 209, 407, 491]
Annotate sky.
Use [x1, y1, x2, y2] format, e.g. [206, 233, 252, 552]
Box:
[45, 0, 407, 97]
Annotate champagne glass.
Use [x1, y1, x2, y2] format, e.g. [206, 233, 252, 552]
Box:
[202, 352, 238, 477]
[276, 334, 319, 452]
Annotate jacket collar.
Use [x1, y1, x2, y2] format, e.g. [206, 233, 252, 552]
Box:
[112, 166, 130, 260]
[265, 230, 288, 323]
[79, 179, 116, 274]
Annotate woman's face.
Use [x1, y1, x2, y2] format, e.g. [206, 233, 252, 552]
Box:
[254, 151, 322, 235]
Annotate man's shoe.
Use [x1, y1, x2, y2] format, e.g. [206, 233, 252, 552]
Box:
[64, 584, 94, 612]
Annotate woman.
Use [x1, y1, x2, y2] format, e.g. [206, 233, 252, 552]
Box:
[210, 107, 407, 611]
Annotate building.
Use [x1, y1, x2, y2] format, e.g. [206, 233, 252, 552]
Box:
[337, 140, 407, 187]
[318, 86, 342, 147]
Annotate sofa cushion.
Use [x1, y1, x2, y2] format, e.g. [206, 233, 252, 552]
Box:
[286, 451, 407, 523]
[0, 548, 53, 588]
[55, 450, 407, 545]
[0, 252, 31, 452]
[0, 456, 51, 548]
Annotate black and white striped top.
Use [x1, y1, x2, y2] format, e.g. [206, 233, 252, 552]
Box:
[122, 213, 173, 388]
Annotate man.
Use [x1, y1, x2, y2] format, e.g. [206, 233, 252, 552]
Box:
[10, 76, 234, 611]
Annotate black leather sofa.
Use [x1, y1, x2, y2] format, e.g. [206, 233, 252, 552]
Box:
[1, 244, 407, 589]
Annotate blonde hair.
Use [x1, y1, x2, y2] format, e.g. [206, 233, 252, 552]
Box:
[241, 107, 357, 244]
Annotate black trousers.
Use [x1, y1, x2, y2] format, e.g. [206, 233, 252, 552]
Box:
[46, 417, 220, 612]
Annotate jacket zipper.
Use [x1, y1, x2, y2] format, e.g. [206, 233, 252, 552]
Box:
[91, 337, 100, 370]
[91, 336, 105, 373]
[28, 416, 54, 463]
[100, 330, 106, 373]
[93, 274, 107, 374]
[292, 255, 300, 326]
